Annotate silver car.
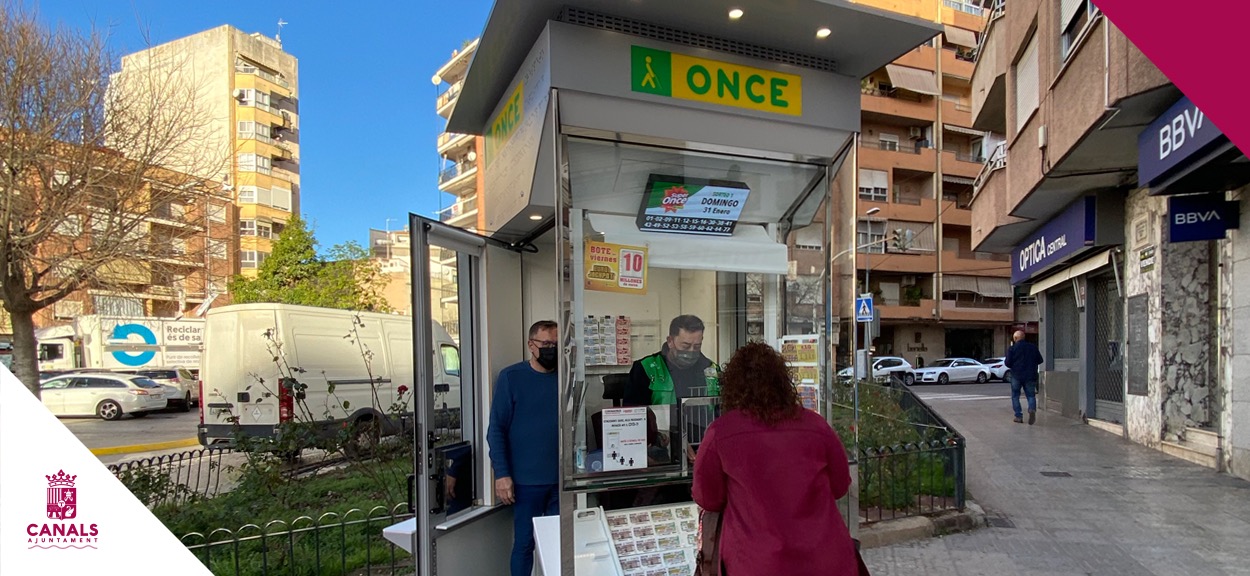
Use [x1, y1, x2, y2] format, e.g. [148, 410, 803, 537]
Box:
[39, 373, 168, 420]
[110, 366, 196, 411]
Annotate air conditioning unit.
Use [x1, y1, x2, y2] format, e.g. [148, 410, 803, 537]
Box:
[909, 126, 924, 139]
[901, 275, 916, 286]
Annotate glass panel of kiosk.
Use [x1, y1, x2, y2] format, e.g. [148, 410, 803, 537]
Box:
[558, 136, 828, 495]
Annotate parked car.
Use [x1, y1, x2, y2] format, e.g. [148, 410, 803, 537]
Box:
[110, 366, 196, 411]
[38, 372, 169, 420]
[981, 357, 1010, 381]
[913, 358, 991, 385]
[837, 356, 916, 386]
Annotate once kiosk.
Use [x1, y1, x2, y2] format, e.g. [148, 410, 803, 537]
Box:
[387, 2, 941, 574]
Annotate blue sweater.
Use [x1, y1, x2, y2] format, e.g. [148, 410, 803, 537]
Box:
[486, 361, 559, 486]
[1005, 340, 1044, 383]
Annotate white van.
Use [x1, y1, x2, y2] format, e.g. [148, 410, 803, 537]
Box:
[196, 303, 460, 448]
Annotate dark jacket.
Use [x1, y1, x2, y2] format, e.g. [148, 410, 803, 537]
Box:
[1005, 340, 1044, 383]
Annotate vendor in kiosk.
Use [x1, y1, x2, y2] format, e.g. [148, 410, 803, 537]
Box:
[622, 314, 721, 462]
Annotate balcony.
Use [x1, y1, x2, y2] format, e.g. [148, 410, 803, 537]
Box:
[856, 251, 937, 274]
[235, 64, 290, 89]
[436, 81, 464, 117]
[892, 45, 937, 73]
[860, 138, 937, 173]
[942, 200, 972, 227]
[878, 298, 936, 322]
[438, 196, 478, 227]
[941, 0, 985, 30]
[941, 99, 972, 127]
[438, 162, 478, 192]
[942, 149, 983, 179]
[437, 131, 474, 155]
[971, 0, 1007, 133]
[860, 197, 939, 222]
[940, 297, 1013, 323]
[942, 250, 1011, 275]
[862, 88, 936, 122]
[270, 141, 294, 161]
[940, 48, 975, 80]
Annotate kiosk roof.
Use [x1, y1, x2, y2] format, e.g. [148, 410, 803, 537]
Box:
[447, 0, 942, 134]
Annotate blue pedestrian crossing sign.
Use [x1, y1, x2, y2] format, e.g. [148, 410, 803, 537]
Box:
[855, 296, 874, 323]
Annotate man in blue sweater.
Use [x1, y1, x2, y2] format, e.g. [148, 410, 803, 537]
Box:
[487, 320, 560, 576]
[1004, 330, 1044, 425]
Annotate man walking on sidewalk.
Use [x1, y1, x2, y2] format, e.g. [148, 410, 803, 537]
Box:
[1005, 330, 1043, 425]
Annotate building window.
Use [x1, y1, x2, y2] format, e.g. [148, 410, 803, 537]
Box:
[207, 239, 227, 260]
[1013, 32, 1040, 134]
[240, 250, 268, 269]
[858, 169, 888, 202]
[94, 295, 144, 317]
[207, 203, 227, 223]
[271, 187, 292, 212]
[793, 226, 823, 251]
[238, 153, 272, 175]
[1061, 0, 1100, 61]
[879, 133, 900, 152]
[256, 222, 273, 239]
[857, 219, 886, 253]
[239, 220, 256, 236]
[55, 214, 83, 236]
[238, 89, 271, 111]
[237, 121, 272, 142]
[238, 186, 257, 204]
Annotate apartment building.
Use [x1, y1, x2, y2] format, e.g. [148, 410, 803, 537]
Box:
[434, 40, 484, 233]
[114, 25, 301, 278]
[849, 0, 1013, 364]
[26, 160, 236, 327]
[969, 0, 1250, 479]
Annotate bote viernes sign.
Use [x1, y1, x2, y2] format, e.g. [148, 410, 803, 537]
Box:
[584, 241, 648, 294]
[630, 45, 802, 116]
[636, 175, 751, 236]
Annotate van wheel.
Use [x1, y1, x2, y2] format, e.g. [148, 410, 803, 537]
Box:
[97, 400, 122, 421]
[346, 418, 379, 458]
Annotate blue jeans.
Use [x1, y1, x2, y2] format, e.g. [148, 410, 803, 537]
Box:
[511, 484, 559, 576]
[1011, 375, 1037, 418]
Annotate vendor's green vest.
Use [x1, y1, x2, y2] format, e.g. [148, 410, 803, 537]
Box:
[641, 355, 721, 405]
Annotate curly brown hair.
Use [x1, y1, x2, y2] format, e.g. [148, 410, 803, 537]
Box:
[720, 341, 801, 426]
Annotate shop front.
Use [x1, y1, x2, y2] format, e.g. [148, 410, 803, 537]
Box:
[1011, 194, 1124, 423]
[384, 2, 942, 574]
[1120, 94, 1248, 472]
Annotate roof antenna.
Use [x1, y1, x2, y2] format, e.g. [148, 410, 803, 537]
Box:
[276, 19, 288, 42]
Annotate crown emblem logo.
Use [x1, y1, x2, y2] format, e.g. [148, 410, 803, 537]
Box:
[46, 470, 77, 488]
[45, 470, 78, 520]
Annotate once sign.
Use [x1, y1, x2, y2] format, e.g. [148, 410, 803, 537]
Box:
[631, 45, 802, 117]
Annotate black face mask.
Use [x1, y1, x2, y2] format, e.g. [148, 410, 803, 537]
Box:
[536, 347, 559, 371]
[669, 350, 700, 370]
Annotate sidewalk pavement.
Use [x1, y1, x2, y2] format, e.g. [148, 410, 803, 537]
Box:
[862, 384, 1250, 576]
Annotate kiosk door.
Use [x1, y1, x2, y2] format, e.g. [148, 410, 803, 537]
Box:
[409, 214, 527, 576]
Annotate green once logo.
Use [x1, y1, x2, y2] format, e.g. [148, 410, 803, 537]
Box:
[631, 46, 671, 96]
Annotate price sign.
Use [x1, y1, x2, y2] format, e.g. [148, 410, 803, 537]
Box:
[585, 241, 649, 294]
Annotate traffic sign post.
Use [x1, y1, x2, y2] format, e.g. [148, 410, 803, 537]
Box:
[855, 295, 874, 323]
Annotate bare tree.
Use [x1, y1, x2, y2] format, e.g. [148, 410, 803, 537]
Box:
[1, 3, 225, 395]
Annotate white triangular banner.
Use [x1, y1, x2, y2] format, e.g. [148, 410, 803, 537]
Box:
[0, 364, 211, 574]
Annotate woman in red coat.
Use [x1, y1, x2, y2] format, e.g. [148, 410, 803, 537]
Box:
[692, 342, 858, 575]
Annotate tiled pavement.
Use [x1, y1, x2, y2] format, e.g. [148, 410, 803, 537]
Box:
[861, 383, 1250, 576]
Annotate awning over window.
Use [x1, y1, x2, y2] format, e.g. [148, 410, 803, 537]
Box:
[859, 168, 888, 189]
[885, 64, 939, 96]
[942, 175, 976, 186]
[944, 123, 986, 137]
[587, 214, 788, 275]
[943, 25, 978, 49]
[943, 275, 1014, 298]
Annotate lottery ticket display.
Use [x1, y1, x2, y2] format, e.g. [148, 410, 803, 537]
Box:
[585, 315, 633, 366]
[780, 334, 823, 413]
[605, 504, 700, 576]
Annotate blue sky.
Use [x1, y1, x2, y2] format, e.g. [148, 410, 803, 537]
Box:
[29, 0, 493, 250]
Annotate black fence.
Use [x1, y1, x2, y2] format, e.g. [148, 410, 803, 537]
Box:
[108, 447, 236, 507]
[830, 376, 966, 524]
[180, 504, 414, 576]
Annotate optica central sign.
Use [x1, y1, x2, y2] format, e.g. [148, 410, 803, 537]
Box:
[630, 46, 802, 117]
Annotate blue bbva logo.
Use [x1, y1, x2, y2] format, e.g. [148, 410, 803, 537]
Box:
[111, 324, 156, 366]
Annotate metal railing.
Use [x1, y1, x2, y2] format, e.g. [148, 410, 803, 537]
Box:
[236, 64, 290, 89]
[438, 163, 475, 185]
[954, 150, 985, 163]
[108, 447, 236, 508]
[944, 0, 984, 17]
[438, 197, 478, 222]
[974, 0, 1006, 64]
[436, 81, 464, 111]
[973, 141, 1007, 193]
[180, 504, 414, 576]
[863, 138, 931, 155]
[892, 191, 926, 205]
[831, 379, 966, 524]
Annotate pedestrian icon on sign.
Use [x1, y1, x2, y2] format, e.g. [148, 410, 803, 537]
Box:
[856, 297, 874, 323]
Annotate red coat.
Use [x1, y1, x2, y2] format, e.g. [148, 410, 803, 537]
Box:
[692, 408, 857, 576]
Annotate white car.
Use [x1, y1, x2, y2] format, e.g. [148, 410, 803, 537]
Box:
[981, 357, 1010, 381]
[39, 372, 168, 420]
[913, 358, 991, 385]
[837, 356, 916, 386]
